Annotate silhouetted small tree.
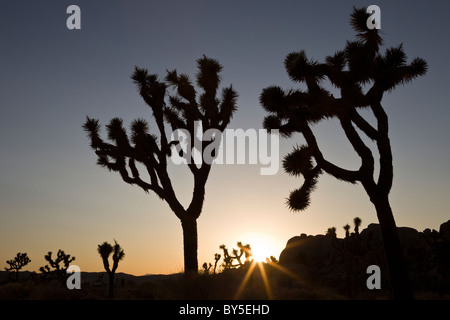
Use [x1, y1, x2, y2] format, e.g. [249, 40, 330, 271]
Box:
[353, 217, 362, 236]
[261, 7, 427, 299]
[326, 227, 337, 238]
[39, 249, 75, 279]
[219, 242, 252, 269]
[5, 252, 31, 280]
[343, 224, 351, 238]
[266, 256, 278, 264]
[219, 244, 233, 269]
[202, 262, 212, 275]
[213, 253, 221, 274]
[98, 240, 125, 298]
[83, 56, 238, 276]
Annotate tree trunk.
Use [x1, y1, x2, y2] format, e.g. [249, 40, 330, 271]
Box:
[373, 195, 414, 300]
[181, 216, 198, 276]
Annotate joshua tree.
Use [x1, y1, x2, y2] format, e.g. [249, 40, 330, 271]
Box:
[237, 242, 252, 263]
[232, 242, 251, 267]
[98, 240, 125, 298]
[231, 248, 243, 266]
[219, 244, 233, 269]
[5, 252, 31, 280]
[343, 224, 351, 238]
[326, 227, 337, 238]
[83, 56, 237, 276]
[219, 242, 252, 269]
[39, 249, 75, 279]
[260, 7, 427, 299]
[353, 217, 362, 236]
[213, 253, 221, 274]
[202, 262, 212, 274]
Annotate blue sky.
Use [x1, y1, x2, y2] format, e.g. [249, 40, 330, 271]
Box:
[1, 0, 449, 275]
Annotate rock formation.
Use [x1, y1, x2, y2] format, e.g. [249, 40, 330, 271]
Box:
[278, 220, 450, 297]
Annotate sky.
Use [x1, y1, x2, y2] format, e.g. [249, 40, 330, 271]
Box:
[1, 0, 449, 276]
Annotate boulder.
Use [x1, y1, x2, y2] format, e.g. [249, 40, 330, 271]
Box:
[277, 221, 449, 296]
[280, 234, 344, 267]
[439, 220, 450, 241]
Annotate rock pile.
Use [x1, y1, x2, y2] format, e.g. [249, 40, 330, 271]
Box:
[278, 220, 450, 297]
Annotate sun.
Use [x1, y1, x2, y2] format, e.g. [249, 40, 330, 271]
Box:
[251, 245, 270, 263]
[244, 233, 281, 263]
[234, 233, 307, 300]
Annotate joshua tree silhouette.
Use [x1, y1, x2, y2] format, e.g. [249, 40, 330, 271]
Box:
[326, 227, 337, 238]
[213, 253, 221, 274]
[5, 252, 31, 280]
[98, 240, 125, 298]
[219, 244, 233, 269]
[260, 7, 427, 299]
[343, 224, 351, 238]
[219, 242, 252, 269]
[83, 56, 238, 276]
[39, 249, 75, 279]
[202, 262, 212, 274]
[237, 242, 252, 263]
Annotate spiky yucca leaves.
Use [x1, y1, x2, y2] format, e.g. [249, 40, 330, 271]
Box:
[83, 56, 238, 276]
[350, 6, 383, 51]
[283, 145, 322, 210]
[98, 242, 113, 262]
[284, 51, 327, 85]
[287, 172, 320, 211]
[261, 6, 427, 300]
[353, 217, 362, 235]
[283, 145, 313, 177]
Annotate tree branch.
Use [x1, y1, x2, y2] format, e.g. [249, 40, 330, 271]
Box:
[349, 108, 379, 141]
[301, 123, 360, 183]
[371, 101, 393, 194]
[339, 114, 375, 178]
[186, 164, 211, 219]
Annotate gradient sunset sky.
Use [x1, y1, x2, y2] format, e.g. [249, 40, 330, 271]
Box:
[1, 0, 449, 276]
